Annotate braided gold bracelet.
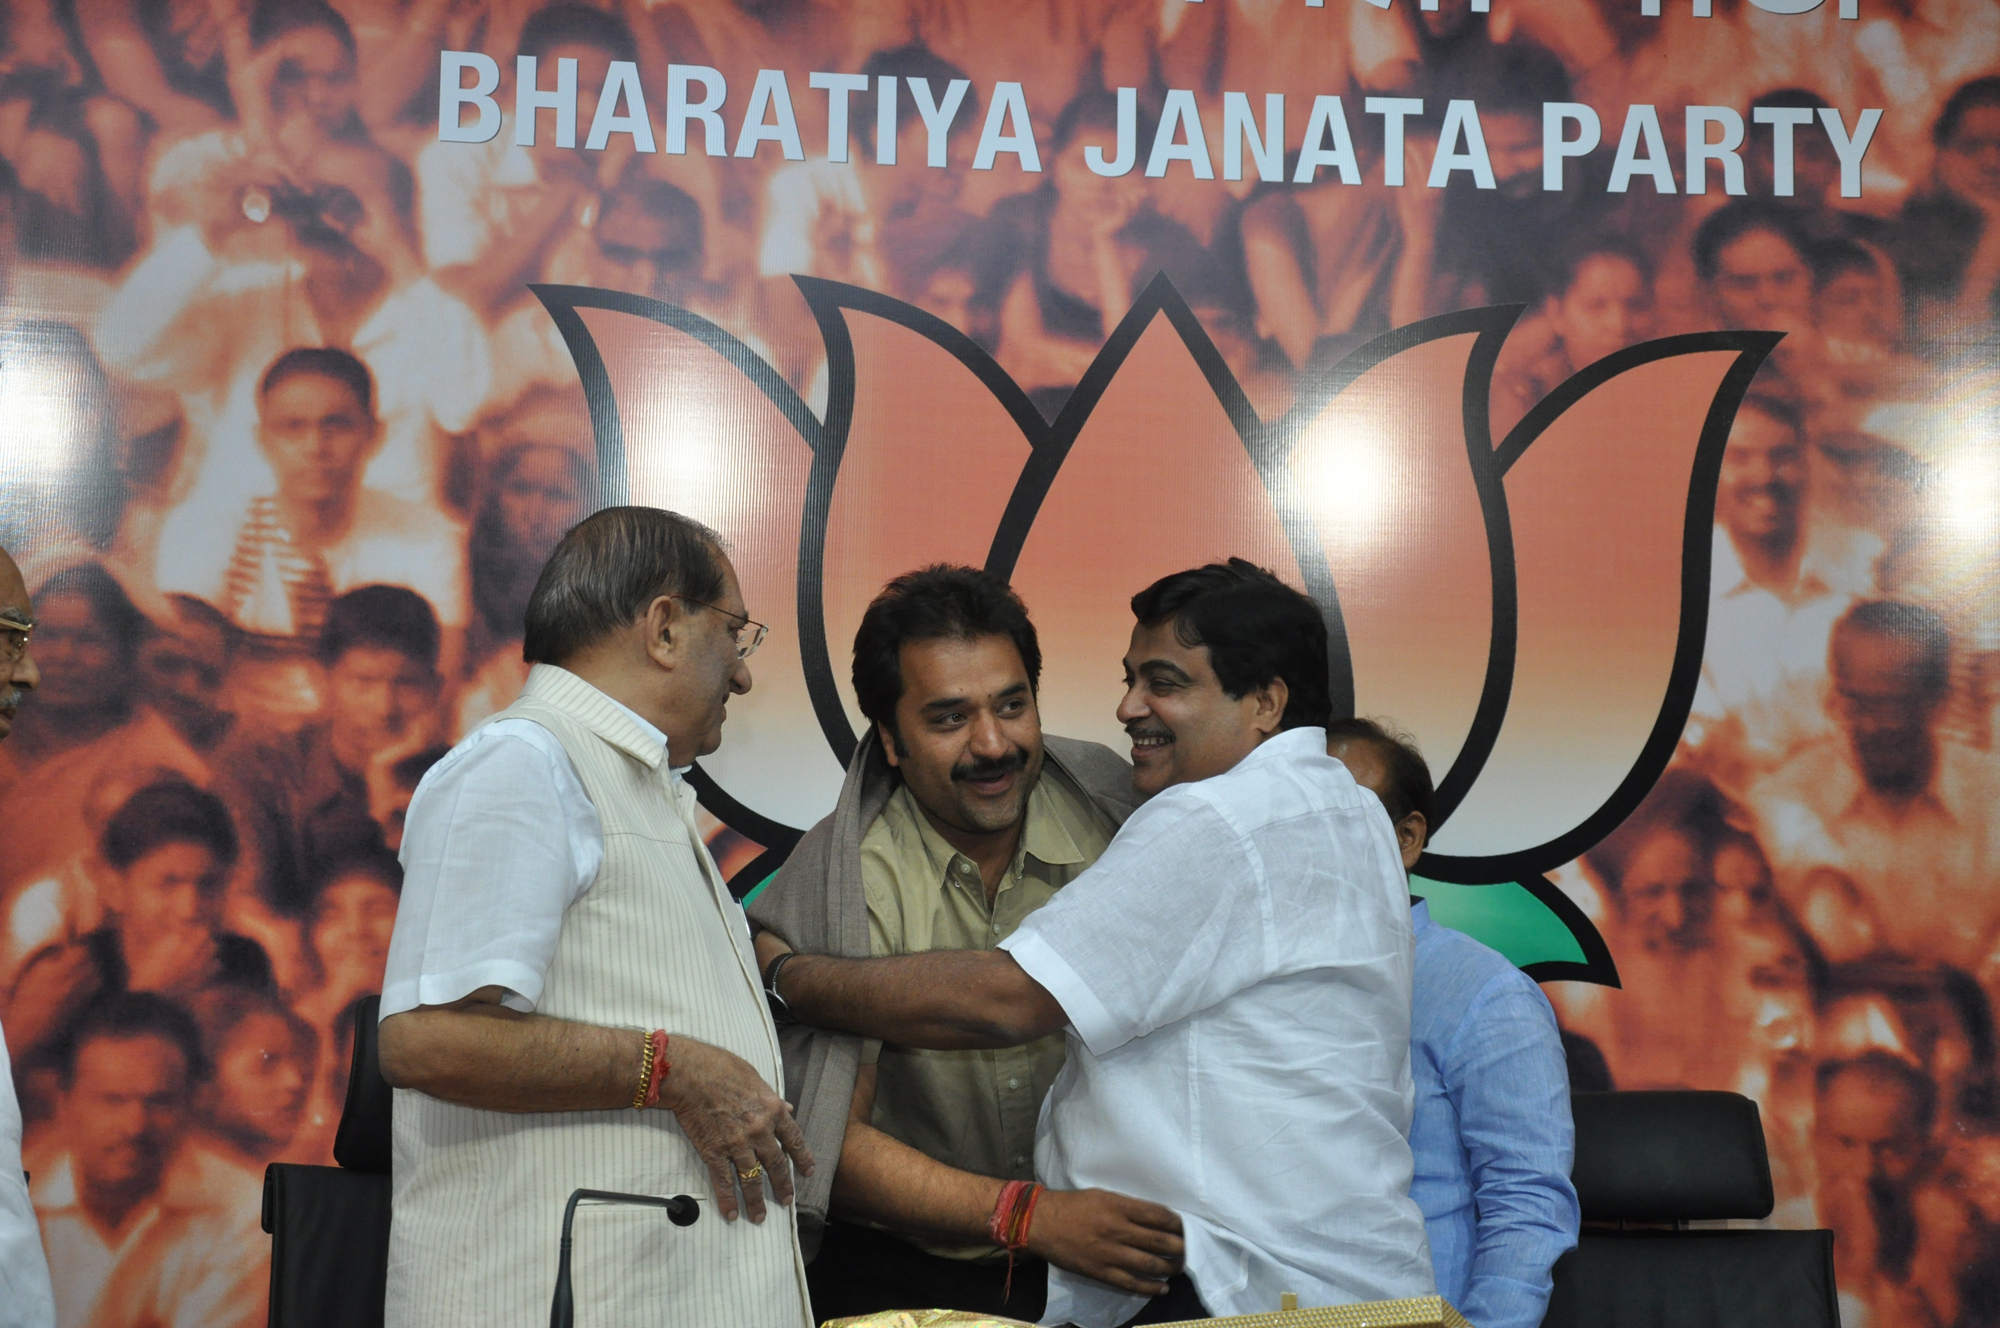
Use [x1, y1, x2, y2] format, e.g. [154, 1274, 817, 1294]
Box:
[632, 1029, 658, 1110]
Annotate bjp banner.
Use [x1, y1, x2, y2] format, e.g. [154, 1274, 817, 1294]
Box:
[0, 0, 1995, 1322]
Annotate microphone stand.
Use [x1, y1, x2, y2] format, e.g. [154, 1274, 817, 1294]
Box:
[548, 1188, 701, 1328]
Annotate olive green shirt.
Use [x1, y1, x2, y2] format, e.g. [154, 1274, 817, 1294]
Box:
[860, 767, 1115, 1259]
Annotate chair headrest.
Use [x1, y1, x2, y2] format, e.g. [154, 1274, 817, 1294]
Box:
[333, 995, 393, 1175]
[1571, 1090, 1774, 1221]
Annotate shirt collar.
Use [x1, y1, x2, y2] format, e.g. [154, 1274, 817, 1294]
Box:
[600, 692, 670, 752]
[600, 704, 687, 785]
[31, 1153, 78, 1210]
[533, 665, 679, 778]
[1411, 897, 1436, 935]
[1240, 725, 1328, 770]
[902, 772, 1085, 893]
[1713, 523, 1839, 603]
[1020, 771, 1089, 868]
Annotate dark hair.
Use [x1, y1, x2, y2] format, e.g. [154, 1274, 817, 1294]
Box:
[311, 847, 403, 902]
[1451, 40, 1572, 116]
[1812, 236, 1883, 290]
[249, 0, 356, 57]
[391, 745, 448, 792]
[318, 584, 441, 672]
[100, 779, 239, 875]
[523, 507, 727, 665]
[850, 565, 1042, 736]
[1583, 768, 1732, 896]
[518, 1, 638, 64]
[56, 991, 209, 1087]
[1815, 1049, 1936, 1134]
[1692, 200, 1813, 283]
[260, 346, 374, 416]
[191, 986, 316, 1064]
[160, 593, 240, 653]
[1325, 717, 1434, 842]
[607, 179, 705, 272]
[1549, 236, 1655, 299]
[1737, 390, 1806, 440]
[34, 563, 146, 670]
[855, 44, 980, 146]
[1129, 558, 1331, 731]
[1941, 967, 2000, 1122]
[471, 442, 593, 638]
[1751, 86, 1832, 114]
[1832, 599, 1951, 698]
[1935, 75, 2000, 147]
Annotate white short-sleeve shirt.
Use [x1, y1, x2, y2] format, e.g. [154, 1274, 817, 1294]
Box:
[380, 683, 682, 1019]
[1000, 727, 1434, 1327]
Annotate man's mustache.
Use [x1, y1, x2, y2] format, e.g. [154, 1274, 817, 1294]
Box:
[952, 748, 1029, 783]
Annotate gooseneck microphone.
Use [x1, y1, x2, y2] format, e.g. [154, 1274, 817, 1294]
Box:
[548, 1188, 701, 1328]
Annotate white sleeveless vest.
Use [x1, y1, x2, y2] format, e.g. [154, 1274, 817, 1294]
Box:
[386, 665, 812, 1327]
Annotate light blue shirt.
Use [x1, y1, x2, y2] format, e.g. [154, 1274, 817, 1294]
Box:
[1409, 900, 1580, 1328]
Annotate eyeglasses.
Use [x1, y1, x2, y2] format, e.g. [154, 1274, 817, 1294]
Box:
[0, 613, 33, 666]
[673, 597, 767, 660]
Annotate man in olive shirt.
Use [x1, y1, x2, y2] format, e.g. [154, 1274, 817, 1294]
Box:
[750, 567, 1183, 1320]
[858, 746, 1110, 1215]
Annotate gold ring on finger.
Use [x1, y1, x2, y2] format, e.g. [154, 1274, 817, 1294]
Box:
[738, 1163, 766, 1181]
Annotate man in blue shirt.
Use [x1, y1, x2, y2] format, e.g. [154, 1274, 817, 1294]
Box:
[1327, 719, 1581, 1328]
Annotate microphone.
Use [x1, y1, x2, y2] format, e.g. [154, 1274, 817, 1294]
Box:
[548, 1188, 701, 1328]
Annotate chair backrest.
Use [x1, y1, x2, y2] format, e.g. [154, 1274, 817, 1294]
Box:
[1545, 1091, 1835, 1328]
[333, 994, 392, 1175]
[262, 1163, 391, 1328]
[1570, 1090, 1773, 1222]
[266, 993, 393, 1328]
[1544, 1228, 1838, 1328]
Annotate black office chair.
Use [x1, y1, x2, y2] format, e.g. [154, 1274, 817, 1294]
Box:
[1543, 1090, 1838, 1328]
[263, 994, 393, 1328]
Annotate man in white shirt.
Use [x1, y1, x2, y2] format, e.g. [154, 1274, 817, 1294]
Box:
[153, 347, 467, 646]
[1688, 392, 1878, 763]
[0, 540, 56, 1328]
[377, 507, 814, 1326]
[763, 559, 1433, 1326]
[1748, 598, 2000, 971]
[32, 993, 264, 1328]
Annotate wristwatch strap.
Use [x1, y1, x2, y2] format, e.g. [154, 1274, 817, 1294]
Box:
[763, 950, 799, 1026]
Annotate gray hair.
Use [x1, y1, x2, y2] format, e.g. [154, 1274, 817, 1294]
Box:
[522, 507, 727, 665]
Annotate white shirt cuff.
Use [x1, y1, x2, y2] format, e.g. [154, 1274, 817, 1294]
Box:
[378, 958, 548, 1019]
[1001, 929, 1119, 1056]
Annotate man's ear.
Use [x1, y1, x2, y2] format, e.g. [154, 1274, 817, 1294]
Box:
[1395, 811, 1428, 872]
[1249, 676, 1289, 736]
[877, 719, 902, 768]
[641, 595, 682, 669]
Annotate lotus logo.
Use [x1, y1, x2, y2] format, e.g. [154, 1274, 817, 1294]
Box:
[535, 275, 1778, 986]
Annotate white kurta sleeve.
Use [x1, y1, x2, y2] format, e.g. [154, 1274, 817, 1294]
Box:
[381, 720, 603, 1018]
[1000, 788, 1273, 1057]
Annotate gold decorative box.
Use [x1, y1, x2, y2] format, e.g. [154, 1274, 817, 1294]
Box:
[1157, 1294, 1474, 1328]
[822, 1294, 1472, 1328]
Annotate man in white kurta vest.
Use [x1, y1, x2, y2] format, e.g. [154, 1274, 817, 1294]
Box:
[378, 507, 814, 1327]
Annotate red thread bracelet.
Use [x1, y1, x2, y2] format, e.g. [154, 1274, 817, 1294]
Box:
[643, 1030, 670, 1108]
[988, 1180, 1030, 1247]
[987, 1179, 1045, 1303]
